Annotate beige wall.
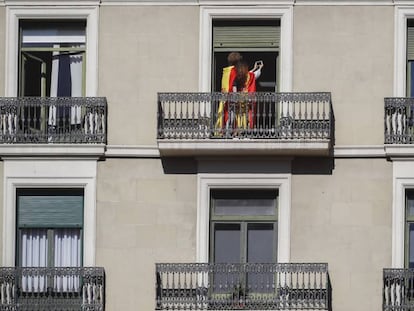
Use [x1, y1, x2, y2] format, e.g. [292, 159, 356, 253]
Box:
[0, 7, 5, 96]
[96, 158, 197, 310]
[293, 6, 394, 145]
[292, 158, 392, 311]
[98, 6, 199, 146]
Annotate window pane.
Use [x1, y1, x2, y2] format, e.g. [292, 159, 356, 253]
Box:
[212, 189, 277, 216]
[247, 223, 275, 263]
[214, 223, 241, 263]
[247, 224, 275, 293]
[20, 228, 48, 267]
[408, 191, 414, 217]
[20, 228, 48, 292]
[215, 198, 276, 216]
[409, 223, 414, 268]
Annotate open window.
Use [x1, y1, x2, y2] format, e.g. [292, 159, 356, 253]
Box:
[19, 20, 86, 97]
[212, 19, 280, 92]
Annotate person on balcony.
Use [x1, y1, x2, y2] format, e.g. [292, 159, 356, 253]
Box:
[215, 52, 262, 136]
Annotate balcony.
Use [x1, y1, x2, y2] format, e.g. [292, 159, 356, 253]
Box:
[157, 92, 333, 157]
[383, 268, 414, 311]
[155, 263, 330, 310]
[0, 267, 105, 310]
[0, 97, 107, 144]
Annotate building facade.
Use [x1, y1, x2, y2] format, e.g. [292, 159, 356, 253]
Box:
[0, 0, 411, 311]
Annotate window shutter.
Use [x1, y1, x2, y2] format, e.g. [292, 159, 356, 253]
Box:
[17, 190, 83, 228]
[408, 26, 414, 60]
[213, 26, 280, 52]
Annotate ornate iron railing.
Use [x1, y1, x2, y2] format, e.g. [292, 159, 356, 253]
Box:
[0, 97, 107, 144]
[0, 267, 105, 310]
[384, 97, 414, 144]
[157, 92, 333, 141]
[383, 268, 414, 311]
[155, 263, 330, 310]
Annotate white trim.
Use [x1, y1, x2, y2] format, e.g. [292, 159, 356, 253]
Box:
[5, 0, 99, 5]
[334, 145, 386, 157]
[0, 144, 105, 158]
[2, 159, 97, 266]
[196, 174, 291, 263]
[295, 0, 393, 5]
[103, 144, 386, 158]
[105, 145, 160, 157]
[391, 161, 414, 267]
[394, 6, 414, 97]
[199, 6, 293, 92]
[5, 6, 99, 97]
[101, 0, 198, 5]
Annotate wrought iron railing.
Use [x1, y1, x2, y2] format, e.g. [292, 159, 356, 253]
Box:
[0, 267, 105, 310]
[0, 97, 107, 144]
[383, 268, 414, 311]
[156, 263, 330, 310]
[157, 92, 333, 140]
[384, 97, 414, 144]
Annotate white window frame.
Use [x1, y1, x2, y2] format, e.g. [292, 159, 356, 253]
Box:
[2, 159, 97, 266]
[5, 6, 99, 96]
[199, 6, 293, 92]
[394, 6, 414, 97]
[197, 173, 291, 263]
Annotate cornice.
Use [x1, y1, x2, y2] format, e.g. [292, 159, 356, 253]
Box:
[4, 0, 100, 5]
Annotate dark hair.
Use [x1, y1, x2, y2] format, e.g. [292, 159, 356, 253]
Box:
[227, 52, 242, 66]
[234, 61, 248, 91]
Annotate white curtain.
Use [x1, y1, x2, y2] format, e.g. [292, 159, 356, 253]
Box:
[20, 228, 81, 293]
[54, 228, 81, 292]
[21, 229, 48, 292]
[48, 45, 83, 127]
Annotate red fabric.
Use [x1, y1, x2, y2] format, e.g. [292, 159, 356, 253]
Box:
[222, 68, 257, 130]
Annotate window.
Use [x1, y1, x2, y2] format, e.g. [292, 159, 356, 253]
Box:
[406, 190, 414, 268]
[16, 188, 84, 269]
[19, 20, 86, 97]
[212, 19, 280, 92]
[210, 189, 278, 264]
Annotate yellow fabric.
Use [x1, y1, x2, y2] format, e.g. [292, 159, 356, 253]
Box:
[215, 66, 233, 132]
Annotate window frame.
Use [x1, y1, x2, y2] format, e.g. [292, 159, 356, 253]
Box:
[199, 6, 293, 92]
[5, 6, 98, 97]
[197, 174, 291, 264]
[2, 159, 97, 267]
[209, 189, 279, 264]
[15, 188, 84, 267]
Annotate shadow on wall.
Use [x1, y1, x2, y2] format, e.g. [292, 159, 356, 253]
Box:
[161, 156, 335, 175]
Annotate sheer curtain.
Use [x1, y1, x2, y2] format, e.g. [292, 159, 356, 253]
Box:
[20, 228, 81, 292]
[54, 228, 81, 291]
[21, 229, 48, 292]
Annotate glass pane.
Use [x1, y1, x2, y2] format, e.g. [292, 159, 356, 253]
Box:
[410, 223, 414, 268]
[408, 190, 414, 217]
[212, 189, 277, 216]
[214, 223, 241, 263]
[247, 224, 275, 293]
[213, 224, 241, 294]
[21, 21, 86, 47]
[19, 228, 48, 292]
[20, 228, 48, 267]
[54, 228, 81, 292]
[21, 51, 84, 97]
[215, 198, 276, 216]
[247, 223, 275, 263]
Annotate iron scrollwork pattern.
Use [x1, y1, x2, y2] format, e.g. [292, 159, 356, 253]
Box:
[157, 92, 333, 141]
[0, 97, 107, 144]
[155, 263, 330, 310]
[383, 268, 414, 311]
[0, 267, 105, 311]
